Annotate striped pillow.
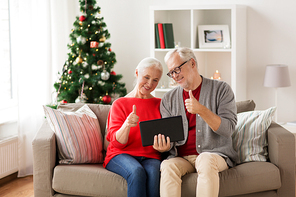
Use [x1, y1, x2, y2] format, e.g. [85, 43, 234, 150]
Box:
[43, 104, 103, 164]
[232, 107, 276, 164]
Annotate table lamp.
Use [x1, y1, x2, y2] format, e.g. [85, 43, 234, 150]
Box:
[263, 64, 291, 122]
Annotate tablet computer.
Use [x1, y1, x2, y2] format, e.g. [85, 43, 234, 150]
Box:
[139, 116, 184, 147]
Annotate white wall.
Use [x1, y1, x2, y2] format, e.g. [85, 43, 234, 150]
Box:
[60, 0, 296, 122]
[95, 0, 296, 123]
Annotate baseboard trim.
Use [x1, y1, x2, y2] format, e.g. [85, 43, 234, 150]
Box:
[0, 172, 18, 186]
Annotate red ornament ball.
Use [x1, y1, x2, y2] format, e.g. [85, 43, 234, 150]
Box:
[68, 70, 72, 74]
[108, 48, 112, 52]
[110, 71, 116, 75]
[61, 100, 68, 104]
[79, 15, 86, 22]
[102, 95, 111, 104]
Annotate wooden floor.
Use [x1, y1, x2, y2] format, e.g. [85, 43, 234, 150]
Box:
[0, 175, 33, 197]
[0, 174, 295, 197]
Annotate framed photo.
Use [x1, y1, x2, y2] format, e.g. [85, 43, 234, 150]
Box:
[198, 25, 230, 49]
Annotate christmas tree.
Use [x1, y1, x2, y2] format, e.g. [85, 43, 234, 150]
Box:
[53, 0, 126, 105]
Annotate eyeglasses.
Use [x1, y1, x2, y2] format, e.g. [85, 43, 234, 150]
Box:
[167, 59, 190, 78]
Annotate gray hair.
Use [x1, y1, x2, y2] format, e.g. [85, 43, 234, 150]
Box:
[135, 57, 163, 76]
[164, 47, 198, 68]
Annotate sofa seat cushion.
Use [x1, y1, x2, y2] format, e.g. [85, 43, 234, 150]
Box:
[181, 162, 281, 197]
[53, 162, 280, 197]
[52, 164, 127, 197]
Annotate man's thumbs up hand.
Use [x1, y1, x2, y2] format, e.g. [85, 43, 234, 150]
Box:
[185, 90, 199, 114]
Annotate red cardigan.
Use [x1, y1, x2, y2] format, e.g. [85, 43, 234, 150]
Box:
[103, 97, 162, 167]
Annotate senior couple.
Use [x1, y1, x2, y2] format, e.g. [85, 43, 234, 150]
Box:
[103, 47, 238, 197]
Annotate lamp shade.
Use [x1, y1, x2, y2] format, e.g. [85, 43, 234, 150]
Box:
[263, 64, 291, 88]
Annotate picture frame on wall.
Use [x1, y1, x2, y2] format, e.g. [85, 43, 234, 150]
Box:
[198, 25, 230, 49]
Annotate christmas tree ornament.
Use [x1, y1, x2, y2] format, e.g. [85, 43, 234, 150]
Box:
[68, 70, 72, 74]
[75, 93, 87, 103]
[108, 48, 112, 52]
[90, 41, 99, 48]
[61, 100, 68, 104]
[76, 55, 83, 64]
[110, 71, 116, 75]
[97, 60, 104, 65]
[98, 81, 105, 86]
[79, 15, 86, 22]
[99, 36, 106, 42]
[102, 94, 111, 104]
[101, 70, 110, 80]
[111, 93, 119, 103]
[82, 62, 88, 68]
[77, 36, 86, 44]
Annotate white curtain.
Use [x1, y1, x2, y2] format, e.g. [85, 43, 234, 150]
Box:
[9, 0, 79, 177]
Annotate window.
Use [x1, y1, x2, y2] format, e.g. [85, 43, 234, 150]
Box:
[0, 0, 12, 108]
[0, 0, 17, 125]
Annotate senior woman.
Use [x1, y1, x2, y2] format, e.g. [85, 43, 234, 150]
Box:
[103, 57, 170, 197]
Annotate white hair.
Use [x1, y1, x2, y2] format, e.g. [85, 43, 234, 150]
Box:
[135, 57, 163, 76]
[164, 47, 198, 68]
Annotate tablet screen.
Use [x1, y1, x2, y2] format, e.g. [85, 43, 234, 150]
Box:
[139, 116, 184, 147]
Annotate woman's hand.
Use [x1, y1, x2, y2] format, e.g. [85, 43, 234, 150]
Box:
[153, 134, 171, 152]
[124, 105, 139, 128]
[116, 105, 139, 144]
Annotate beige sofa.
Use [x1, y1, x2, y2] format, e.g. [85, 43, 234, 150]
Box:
[32, 101, 295, 197]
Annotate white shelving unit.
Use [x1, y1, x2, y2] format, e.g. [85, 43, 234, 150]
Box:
[150, 5, 246, 100]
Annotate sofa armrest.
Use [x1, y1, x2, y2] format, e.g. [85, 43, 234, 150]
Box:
[32, 120, 56, 197]
[268, 122, 295, 196]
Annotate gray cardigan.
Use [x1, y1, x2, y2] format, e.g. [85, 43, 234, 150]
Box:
[160, 77, 238, 167]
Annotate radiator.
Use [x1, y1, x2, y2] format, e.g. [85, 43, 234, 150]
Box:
[0, 136, 18, 179]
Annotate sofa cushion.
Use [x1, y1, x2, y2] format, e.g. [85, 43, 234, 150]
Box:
[52, 164, 127, 197]
[232, 107, 276, 164]
[181, 162, 281, 197]
[236, 100, 256, 113]
[58, 103, 111, 138]
[44, 105, 104, 164]
[52, 162, 280, 197]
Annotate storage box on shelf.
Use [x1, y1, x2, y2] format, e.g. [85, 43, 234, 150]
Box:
[150, 5, 246, 100]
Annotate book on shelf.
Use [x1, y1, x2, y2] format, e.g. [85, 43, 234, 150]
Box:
[155, 23, 160, 48]
[163, 23, 175, 48]
[155, 23, 175, 49]
[287, 121, 296, 126]
[157, 23, 165, 49]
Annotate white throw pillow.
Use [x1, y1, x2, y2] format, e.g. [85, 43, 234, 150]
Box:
[43, 104, 104, 164]
[232, 107, 276, 164]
